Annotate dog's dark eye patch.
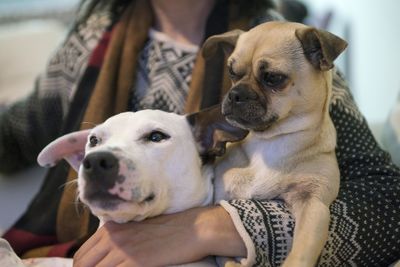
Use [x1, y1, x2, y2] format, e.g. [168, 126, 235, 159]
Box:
[146, 131, 170, 143]
[261, 71, 288, 91]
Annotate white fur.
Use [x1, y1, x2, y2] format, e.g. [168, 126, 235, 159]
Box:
[34, 110, 218, 267]
[78, 110, 214, 223]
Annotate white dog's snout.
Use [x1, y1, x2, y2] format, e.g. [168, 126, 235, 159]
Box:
[82, 151, 120, 183]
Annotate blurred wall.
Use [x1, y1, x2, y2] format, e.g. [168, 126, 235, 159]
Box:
[302, 0, 400, 130]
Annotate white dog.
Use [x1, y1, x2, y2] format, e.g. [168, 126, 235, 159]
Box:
[0, 108, 246, 267]
[41, 110, 215, 225]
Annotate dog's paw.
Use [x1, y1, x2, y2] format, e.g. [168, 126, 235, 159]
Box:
[221, 167, 254, 199]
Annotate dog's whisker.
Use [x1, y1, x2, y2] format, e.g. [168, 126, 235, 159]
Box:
[58, 178, 78, 190]
[55, 178, 87, 216]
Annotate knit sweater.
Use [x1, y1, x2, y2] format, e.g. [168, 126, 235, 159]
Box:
[1, 2, 399, 266]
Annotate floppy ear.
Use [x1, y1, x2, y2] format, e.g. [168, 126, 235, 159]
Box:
[295, 27, 348, 71]
[202, 29, 244, 60]
[186, 105, 248, 163]
[37, 129, 91, 172]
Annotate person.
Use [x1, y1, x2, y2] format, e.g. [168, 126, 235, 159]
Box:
[1, 0, 399, 266]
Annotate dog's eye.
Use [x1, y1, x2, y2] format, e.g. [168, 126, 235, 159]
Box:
[262, 72, 287, 89]
[147, 131, 170, 143]
[89, 135, 100, 147]
[228, 65, 236, 78]
[227, 61, 241, 80]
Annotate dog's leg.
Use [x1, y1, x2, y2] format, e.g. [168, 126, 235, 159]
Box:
[220, 167, 254, 200]
[282, 196, 330, 267]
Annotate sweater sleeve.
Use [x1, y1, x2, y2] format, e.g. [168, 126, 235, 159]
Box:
[0, 4, 112, 174]
[220, 69, 400, 267]
[0, 87, 65, 174]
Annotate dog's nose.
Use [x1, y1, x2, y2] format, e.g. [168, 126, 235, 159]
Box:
[82, 152, 119, 181]
[228, 86, 258, 103]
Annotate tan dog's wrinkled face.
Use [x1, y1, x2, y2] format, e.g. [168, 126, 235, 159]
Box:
[204, 22, 347, 131]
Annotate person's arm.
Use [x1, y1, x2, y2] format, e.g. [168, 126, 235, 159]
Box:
[0, 72, 66, 174]
[73, 206, 245, 267]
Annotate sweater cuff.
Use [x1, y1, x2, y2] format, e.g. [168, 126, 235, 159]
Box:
[219, 200, 256, 267]
[220, 199, 295, 267]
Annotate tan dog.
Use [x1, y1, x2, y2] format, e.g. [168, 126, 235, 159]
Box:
[203, 21, 347, 267]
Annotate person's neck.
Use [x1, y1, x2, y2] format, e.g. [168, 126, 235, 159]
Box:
[151, 0, 216, 46]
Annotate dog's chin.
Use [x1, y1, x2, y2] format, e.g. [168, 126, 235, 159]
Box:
[224, 113, 278, 132]
[222, 100, 277, 131]
[83, 192, 126, 211]
[81, 191, 160, 222]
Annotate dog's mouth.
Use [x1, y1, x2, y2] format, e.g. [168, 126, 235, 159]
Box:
[222, 102, 278, 131]
[84, 190, 156, 211]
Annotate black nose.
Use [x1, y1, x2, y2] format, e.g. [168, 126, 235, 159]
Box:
[82, 152, 119, 183]
[228, 85, 259, 103]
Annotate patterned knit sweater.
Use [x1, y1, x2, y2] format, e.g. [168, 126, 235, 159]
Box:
[0, 3, 399, 267]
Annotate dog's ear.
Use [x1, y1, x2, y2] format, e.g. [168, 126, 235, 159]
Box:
[37, 129, 91, 172]
[202, 29, 244, 60]
[186, 105, 249, 163]
[295, 27, 348, 71]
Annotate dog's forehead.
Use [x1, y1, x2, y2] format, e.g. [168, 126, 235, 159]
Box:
[234, 21, 306, 63]
[97, 111, 188, 135]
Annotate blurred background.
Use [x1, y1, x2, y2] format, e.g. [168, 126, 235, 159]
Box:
[298, 0, 400, 139]
[0, 0, 399, 233]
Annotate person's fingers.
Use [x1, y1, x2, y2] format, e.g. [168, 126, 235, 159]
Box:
[73, 234, 108, 267]
[96, 252, 125, 267]
[73, 230, 102, 260]
[74, 246, 108, 267]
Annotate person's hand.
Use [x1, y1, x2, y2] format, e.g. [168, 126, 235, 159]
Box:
[73, 205, 246, 267]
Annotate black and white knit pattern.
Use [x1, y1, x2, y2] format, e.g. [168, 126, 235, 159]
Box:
[1, 1, 399, 264]
[38, 8, 112, 113]
[223, 70, 400, 267]
[131, 29, 198, 114]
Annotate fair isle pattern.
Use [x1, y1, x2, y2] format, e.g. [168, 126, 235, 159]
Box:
[2, 1, 398, 262]
[228, 199, 294, 267]
[319, 200, 361, 266]
[131, 31, 198, 114]
[38, 11, 112, 106]
[77, 11, 112, 49]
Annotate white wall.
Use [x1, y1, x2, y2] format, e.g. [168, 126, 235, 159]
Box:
[302, 0, 400, 128]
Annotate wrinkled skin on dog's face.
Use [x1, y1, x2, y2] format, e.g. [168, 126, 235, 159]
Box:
[221, 22, 344, 132]
[78, 111, 212, 223]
